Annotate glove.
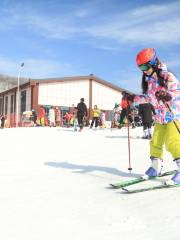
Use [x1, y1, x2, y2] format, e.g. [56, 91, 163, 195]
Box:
[155, 90, 172, 102]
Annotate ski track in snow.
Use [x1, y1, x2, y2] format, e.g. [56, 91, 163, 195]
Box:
[0, 126, 179, 240]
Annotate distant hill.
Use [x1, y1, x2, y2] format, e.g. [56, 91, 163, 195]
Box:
[0, 74, 28, 92]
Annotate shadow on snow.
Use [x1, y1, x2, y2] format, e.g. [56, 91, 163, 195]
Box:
[44, 161, 141, 178]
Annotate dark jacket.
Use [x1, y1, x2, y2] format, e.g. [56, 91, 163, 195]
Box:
[1, 116, 5, 128]
[77, 102, 87, 117]
[138, 103, 156, 123]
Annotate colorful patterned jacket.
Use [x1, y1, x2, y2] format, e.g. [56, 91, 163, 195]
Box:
[145, 67, 180, 124]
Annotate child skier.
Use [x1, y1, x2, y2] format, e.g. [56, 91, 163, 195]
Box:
[99, 110, 106, 129]
[112, 103, 121, 128]
[136, 48, 180, 184]
[90, 105, 100, 129]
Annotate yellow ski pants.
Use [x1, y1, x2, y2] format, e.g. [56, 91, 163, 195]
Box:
[150, 121, 180, 159]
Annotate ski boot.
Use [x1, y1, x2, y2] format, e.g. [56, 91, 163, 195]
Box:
[118, 124, 123, 129]
[143, 157, 163, 179]
[147, 134, 152, 140]
[142, 129, 148, 139]
[171, 159, 180, 184]
[148, 128, 153, 140]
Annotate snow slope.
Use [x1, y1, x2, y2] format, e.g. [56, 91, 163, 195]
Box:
[0, 126, 179, 240]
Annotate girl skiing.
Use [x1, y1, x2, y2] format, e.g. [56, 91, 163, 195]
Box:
[136, 48, 180, 184]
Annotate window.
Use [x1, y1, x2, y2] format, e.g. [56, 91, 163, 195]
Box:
[5, 96, 8, 115]
[10, 94, 15, 113]
[21, 90, 26, 113]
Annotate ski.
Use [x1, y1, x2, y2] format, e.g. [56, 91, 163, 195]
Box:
[110, 170, 177, 189]
[122, 182, 180, 193]
[110, 177, 145, 189]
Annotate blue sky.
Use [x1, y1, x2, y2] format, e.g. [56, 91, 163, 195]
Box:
[0, 0, 180, 93]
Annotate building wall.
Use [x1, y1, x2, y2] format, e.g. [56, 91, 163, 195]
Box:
[38, 80, 89, 107]
[2, 87, 31, 115]
[92, 81, 122, 110]
[15, 87, 31, 114]
[4, 94, 10, 115]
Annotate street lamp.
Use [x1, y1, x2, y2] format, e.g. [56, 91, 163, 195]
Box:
[16, 62, 24, 127]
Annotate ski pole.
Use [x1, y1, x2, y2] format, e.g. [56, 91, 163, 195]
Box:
[164, 102, 180, 134]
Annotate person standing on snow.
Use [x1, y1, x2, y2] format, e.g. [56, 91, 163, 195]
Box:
[0, 115, 5, 129]
[112, 103, 121, 128]
[118, 92, 129, 127]
[90, 105, 100, 129]
[99, 110, 106, 128]
[77, 98, 88, 131]
[39, 106, 46, 126]
[55, 107, 61, 127]
[48, 106, 55, 127]
[136, 48, 180, 184]
[31, 109, 37, 126]
[119, 92, 134, 128]
[138, 95, 156, 139]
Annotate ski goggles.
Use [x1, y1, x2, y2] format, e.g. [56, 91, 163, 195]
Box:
[138, 63, 151, 71]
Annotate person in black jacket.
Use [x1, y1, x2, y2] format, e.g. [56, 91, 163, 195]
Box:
[77, 98, 88, 131]
[0, 115, 5, 129]
[31, 109, 37, 126]
[138, 96, 156, 139]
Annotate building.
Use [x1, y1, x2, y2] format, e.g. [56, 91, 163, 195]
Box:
[0, 74, 133, 127]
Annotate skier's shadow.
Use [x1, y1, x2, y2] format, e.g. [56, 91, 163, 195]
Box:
[44, 161, 141, 178]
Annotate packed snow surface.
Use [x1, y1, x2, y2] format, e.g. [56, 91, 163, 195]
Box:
[0, 126, 179, 240]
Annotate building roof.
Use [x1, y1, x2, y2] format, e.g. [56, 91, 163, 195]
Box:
[31, 74, 134, 94]
[0, 74, 134, 95]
